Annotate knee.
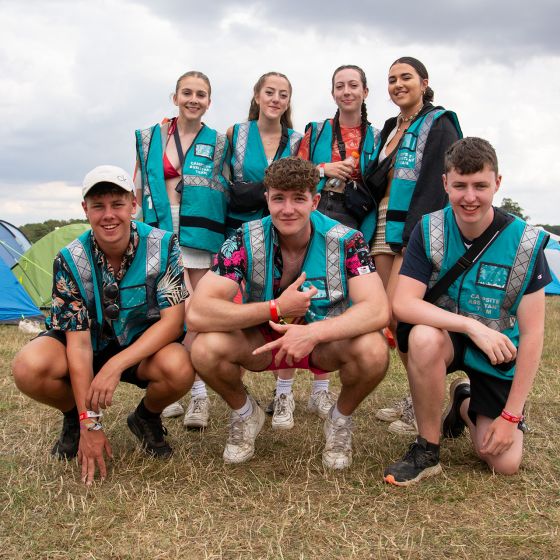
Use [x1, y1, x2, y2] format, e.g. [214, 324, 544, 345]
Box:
[12, 347, 48, 393]
[190, 332, 228, 373]
[159, 347, 195, 394]
[408, 325, 446, 363]
[348, 332, 389, 381]
[479, 452, 522, 476]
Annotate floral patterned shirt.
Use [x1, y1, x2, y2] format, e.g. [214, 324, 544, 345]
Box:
[50, 222, 188, 345]
[212, 225, 375, 297]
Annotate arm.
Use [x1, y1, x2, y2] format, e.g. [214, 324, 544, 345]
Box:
[480, 289, 545, 455]
[402, 115, 460, 245]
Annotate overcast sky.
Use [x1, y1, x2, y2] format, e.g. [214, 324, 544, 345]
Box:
[1, 0, 558, 226]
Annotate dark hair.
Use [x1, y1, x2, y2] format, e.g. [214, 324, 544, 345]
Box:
[248, 72, 293, 128]
[444, 137, 499, 175]
[391, 57, 434, 103]
[84, 182, 135, 200]
[175, 71, 212, 97]
[331, 65, 369, 153]
[264, 157, 319, 195]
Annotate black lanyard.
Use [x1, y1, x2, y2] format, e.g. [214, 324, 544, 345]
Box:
[272, 124, 290, 161]
[333, 118, 365, 161]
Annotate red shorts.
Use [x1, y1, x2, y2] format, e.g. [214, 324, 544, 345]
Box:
[257, 324, 327, 376]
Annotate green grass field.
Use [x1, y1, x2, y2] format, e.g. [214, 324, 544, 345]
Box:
[1, 300, 559, 559]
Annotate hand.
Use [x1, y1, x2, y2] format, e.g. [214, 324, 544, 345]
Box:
[466, 320, 517, 365]
[480, 416, 517, 456]
[77, 429, 113, 486]
[276, 272, 318, 318]
[86, 361, 122, 411]
[324, 160, 354, 181]
[252, 321, 318, 366]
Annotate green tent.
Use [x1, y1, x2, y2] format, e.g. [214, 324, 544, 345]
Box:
[12, 223, 90, 308]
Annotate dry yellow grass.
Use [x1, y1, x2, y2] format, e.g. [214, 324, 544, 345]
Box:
[1, 299, 559, 559]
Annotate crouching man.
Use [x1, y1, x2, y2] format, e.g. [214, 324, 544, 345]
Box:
[12, 165, 194, 484]
[383, 138, 551, 486]
[188, 157, 389, 469]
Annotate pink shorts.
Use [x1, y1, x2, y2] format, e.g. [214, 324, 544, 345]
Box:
[257, 324, 327, 376]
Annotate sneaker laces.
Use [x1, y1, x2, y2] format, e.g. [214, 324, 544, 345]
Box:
[227, 414, 245, 445]
[329, 418, 353, 452]
[401, 398, 416, 425]
[316, 390, 336, 409]
[190, 397, 207, 414]
[403, 440, 435, 467]
[141, 415, 168, 442]
[274, 394, 290, 417]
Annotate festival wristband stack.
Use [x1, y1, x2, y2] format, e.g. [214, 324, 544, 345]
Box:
[269, 299, 287, 324]
[79, 410, 104, 431]
[500, 409, 523, 424]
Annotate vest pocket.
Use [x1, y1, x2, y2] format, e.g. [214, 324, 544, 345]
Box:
[120, 285, 148, 310]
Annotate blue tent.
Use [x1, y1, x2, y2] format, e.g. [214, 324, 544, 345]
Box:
[545, 235, 560, 295]
[0, 257, 43, 323]
[0, 219, 31, 268]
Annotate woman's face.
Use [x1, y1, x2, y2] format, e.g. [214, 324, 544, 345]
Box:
[254, 75, 291, 121]
[332, 68, 368, 114]
[388, 63, 428, 112]
[173, 76, 211, 122]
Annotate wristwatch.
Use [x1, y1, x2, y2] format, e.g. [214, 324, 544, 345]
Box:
[318, 163, 325, 178]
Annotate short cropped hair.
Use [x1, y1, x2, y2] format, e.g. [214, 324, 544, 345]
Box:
[444, 137, 499, 175]
[84, 182, 135, 200]
[264, 157, 319, 195]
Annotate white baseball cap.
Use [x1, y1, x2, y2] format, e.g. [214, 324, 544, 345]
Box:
[82, 165, 135, 198]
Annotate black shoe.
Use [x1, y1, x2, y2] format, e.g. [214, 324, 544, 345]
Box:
[442, 378, 471, 438]
[264, 389, 276, 416]
[127, 410, 172, 458]
[384, 437, 442, 487]
[51, 414, 80, 460]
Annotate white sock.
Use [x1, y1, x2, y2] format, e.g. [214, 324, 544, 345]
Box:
[330, 405, 351, 422]
[191, 380, 208, 399]
[312, 379, 329, 394]
[234, 397, 253, 420]
[276, 377, 294, 396]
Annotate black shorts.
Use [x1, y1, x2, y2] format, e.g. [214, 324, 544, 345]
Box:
[446, 332, 514, 424]
[39, 329, 150, 388]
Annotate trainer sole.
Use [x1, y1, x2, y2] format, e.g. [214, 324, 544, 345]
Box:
[384, 463, 443, 487]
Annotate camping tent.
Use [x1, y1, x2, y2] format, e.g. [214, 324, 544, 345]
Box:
[12, 223, 90, 308]
[0, 257, 43, 323]
[0, 220, 31, 267]
[545, 233, 560, 295]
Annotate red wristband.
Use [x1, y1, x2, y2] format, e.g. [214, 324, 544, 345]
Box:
[501, 409, 523, 423]
[79, 410, 102, 422]
[269, 299, 280, 323]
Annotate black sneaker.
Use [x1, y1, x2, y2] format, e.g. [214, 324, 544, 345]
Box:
[384, 437, 442, 487]
[442, 378, 471, 438]
[51, 414, 80, 460]
[127, 410, 172, 458]
[264, 389, 276, 416]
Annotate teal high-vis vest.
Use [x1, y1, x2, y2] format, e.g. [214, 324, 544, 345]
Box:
[305, 119, 380, 240]
[423, 207, 548, 380]
[135, 121, 229, 253]
[228, 120, 302, 226]
[60, 222, 173, 352]
[243, 211, 356, 322]
[383, 108, 462, 246]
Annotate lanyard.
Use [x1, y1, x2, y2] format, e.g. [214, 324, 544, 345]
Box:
[333, 118, 366, 161]
[272, 124, 290, 161]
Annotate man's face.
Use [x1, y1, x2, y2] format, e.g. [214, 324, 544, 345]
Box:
[443, 164, 501, 229]
[266, 187, 320, 237]
[82, 191, 136, 249]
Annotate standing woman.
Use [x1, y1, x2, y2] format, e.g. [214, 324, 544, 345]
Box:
[298, 64, 380, 240]
[134, 70, 229, 428]
[226, 72, 303, 430]
[364, 57, 462, 433]
[297, 64, 380, 420]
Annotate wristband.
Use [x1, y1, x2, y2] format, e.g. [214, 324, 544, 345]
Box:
[318, 163, 325, 179]
[501, 409, 523, 424]
[80, 420, 103, 431]
[269, 299, 280, 323]
[79, 410, 103, 422]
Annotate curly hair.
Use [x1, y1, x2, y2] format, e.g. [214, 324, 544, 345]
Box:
[444, 137, 499, 175]
[264, 157, 319, 195]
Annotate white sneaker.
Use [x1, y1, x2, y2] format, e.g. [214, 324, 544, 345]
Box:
[376, 395, 412, 423]
[307, 390, 337, 419]
[323, 411, 353, 469]
[271, 393, 295, 430]
[388, 398, 418, 435]
[183, 396, 210, 429]
[162, 401, 185, 418]
[223, 396, 265, 464]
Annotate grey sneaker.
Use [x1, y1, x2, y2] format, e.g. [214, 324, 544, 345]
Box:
[388, 397, 418, 435]
[376, 395, 412, 422]
[183, 396, 210, 430]
[307, 390, 337, 419]
[322, 410, 353, 469]
[223, 396, 265, 464]
[162, 401, 185, 418]
[271, 393, 295, 430]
